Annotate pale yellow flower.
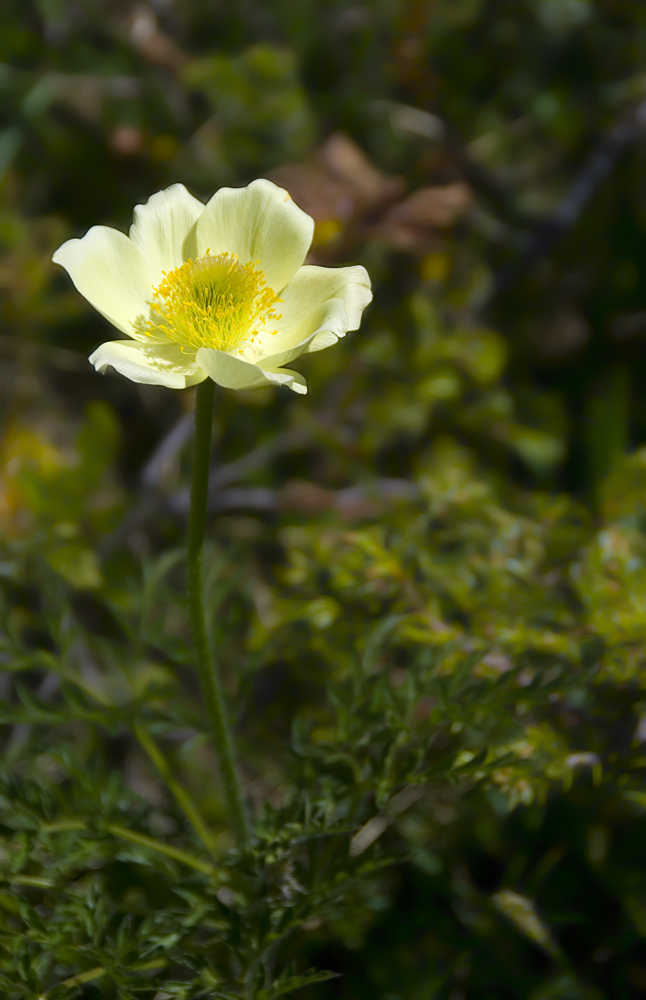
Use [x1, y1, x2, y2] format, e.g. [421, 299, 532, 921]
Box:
[53, 180, 371, 394]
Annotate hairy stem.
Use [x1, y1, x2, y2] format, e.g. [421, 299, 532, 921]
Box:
[186, 379, 250, 846]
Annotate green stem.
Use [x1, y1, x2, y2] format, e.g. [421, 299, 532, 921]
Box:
[39, 820, 216, 876]
[107, 824, 216, 875]
[187, 379, 250, 846]
[134, 723, 220, 856]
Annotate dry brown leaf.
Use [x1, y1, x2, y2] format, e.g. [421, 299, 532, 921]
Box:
[269, 132, 404, 256]
[377, 182, 472, 250]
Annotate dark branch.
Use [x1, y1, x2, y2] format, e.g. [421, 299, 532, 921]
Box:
[482, 99, 646, 310]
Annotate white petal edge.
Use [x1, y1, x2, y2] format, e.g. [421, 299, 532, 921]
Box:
[53, 227, 153, 338]
[256, 298, 348, 369]
[129, 183, 205, 286]
[251, 263, 372, 359]
[263, 368, 307, 394]
[90, 340, 206, 389]
[196, 347, 307, 394]
[196, 179, 314, 293]
[279, 263, 372, 332]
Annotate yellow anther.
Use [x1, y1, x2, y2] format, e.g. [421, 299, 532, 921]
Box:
[138, 251, 282, 353]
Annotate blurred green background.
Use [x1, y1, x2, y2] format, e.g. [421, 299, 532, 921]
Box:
[4, 1, 646, 997]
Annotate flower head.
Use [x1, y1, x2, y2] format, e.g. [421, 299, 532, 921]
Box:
[53, 180, 372, 394]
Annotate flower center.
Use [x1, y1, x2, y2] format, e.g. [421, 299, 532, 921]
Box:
[139, 251, 282, 353]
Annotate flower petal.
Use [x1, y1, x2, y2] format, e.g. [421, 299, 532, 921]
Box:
[90, 340, 206, 389]
[129, 183, 205, 286]
[264, 368, 307, 394]
[256, 297, 348, 369]
[196, 347, 307, 394]
[196, 179, 314, 292]
[281, 264, 372, 332]
[53, 227, 153, 337]
[252, 263, 371, 361]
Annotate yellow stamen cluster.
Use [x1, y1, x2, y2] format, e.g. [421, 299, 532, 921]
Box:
[140, 251, 282, 353]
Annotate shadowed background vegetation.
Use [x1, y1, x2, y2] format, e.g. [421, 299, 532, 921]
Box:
[2, 1, 646, 997]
